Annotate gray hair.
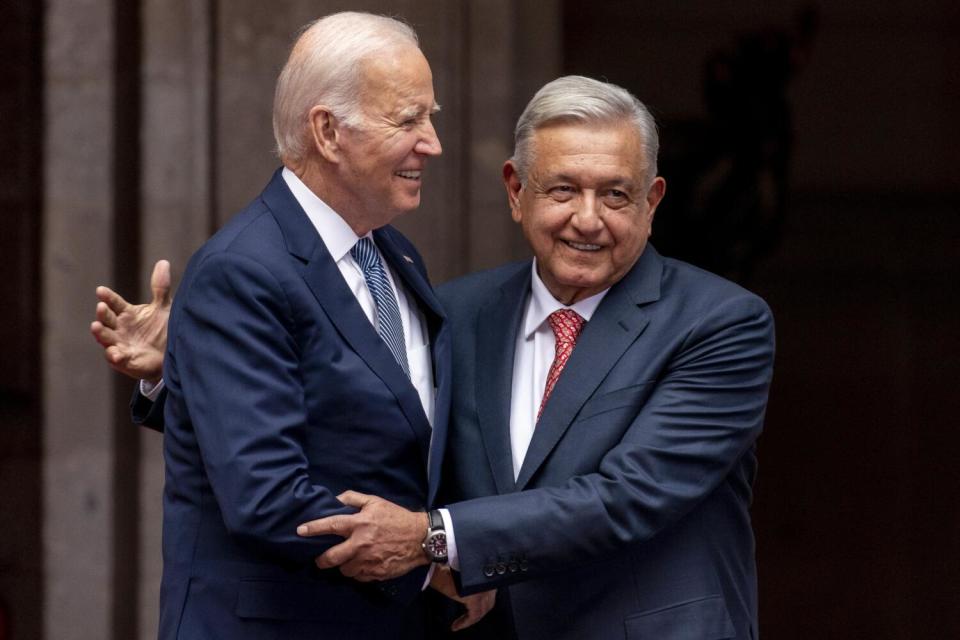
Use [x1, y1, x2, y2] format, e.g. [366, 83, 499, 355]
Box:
[512, 75, 660, 185]
[272, 12, 419, 164]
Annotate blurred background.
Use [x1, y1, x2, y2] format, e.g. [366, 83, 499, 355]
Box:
[1, 1, 958, 638]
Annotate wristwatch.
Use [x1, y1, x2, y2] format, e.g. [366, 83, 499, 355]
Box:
[421, 509, 448, 564]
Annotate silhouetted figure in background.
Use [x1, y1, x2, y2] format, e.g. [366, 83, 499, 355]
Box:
[653, 5, 819, 283]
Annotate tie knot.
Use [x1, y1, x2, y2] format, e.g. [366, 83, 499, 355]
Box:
[350, 237, 379, 272]
[547, 309, 585, 346]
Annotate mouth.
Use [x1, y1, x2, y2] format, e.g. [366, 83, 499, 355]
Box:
[394, 170, 422, 181]
[563, 240, 602, 252]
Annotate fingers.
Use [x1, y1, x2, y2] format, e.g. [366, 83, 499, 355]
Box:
[313, 542, 357, 570]
[297, 514, 354, 538]
[95, 286, 129, 315]
[95, 301, 118, 329]
[90, 321, 120, 348]
[451, 591, 496, 632]
[104, 346, 129, 367]
[336, 490, 374, 508]
[150, 260, 172, 307]
[452, 613, 472, 632]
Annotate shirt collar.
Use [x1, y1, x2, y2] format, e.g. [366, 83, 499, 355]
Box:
[281, 167, 369, 261]
[523, 259, 609, 339]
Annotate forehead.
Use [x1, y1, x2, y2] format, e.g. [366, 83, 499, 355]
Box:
[358, 46, 436, 114]
[529, 121, 646, 182]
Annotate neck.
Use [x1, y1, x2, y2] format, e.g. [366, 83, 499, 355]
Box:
[285, 160, 375, 236]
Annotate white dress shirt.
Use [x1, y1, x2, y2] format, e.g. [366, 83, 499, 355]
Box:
[444, 260, 608, 570]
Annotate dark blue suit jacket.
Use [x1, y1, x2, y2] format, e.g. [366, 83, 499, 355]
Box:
[158, 170, 450, 639]
[438, 247, 774, 640]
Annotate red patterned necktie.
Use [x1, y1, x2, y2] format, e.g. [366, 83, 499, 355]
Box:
[538, 309, 586, 421]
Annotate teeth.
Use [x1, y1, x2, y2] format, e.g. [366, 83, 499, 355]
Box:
[395, 170, 421, 179]
[566, 241, 601, 251]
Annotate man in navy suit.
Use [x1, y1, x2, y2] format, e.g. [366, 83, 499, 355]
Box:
[95, 75, 774, 638]
[298, 76, 775, 639]
[92, 11, 495, 639]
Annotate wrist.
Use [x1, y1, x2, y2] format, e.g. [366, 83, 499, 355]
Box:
[421, 509, 448, 564]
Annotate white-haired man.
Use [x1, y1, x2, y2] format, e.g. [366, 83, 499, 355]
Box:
[92, 12, 493, 639]
[95, 74, 774, 638]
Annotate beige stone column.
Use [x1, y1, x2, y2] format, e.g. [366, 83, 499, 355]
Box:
[137, 0, 216, 637]
[43, 0, 120, 638]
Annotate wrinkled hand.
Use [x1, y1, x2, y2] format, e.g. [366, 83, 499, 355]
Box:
[90, 259, 172, 383]
[430, 565, 496, 632]
[297, 491, 430, 582]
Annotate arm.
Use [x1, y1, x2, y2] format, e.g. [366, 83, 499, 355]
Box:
[170, 252, 357, 564]
[301, 294, 773, 591]
[130, 382, 166, 433]
[448, 294, 775, 593]
[92, 259, 171, 430]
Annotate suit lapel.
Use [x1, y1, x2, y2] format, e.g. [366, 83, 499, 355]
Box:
[373, 228, 444, 319]
[515, 248, 664, 490]
[262, 172, 433, 473]
[476, 264, 531, 495]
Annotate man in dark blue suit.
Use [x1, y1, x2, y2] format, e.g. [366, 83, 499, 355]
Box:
[92, 11, 494, 639]
[95, 74, 774, 638]
[299, 76, 775, 639]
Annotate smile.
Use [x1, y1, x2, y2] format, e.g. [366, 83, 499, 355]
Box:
[395, 170, 422, 181]
[564, 240, 602, 251]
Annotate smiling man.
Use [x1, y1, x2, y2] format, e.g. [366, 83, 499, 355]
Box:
[298, 76, 775, 640]
[93, 75, 774, 640]
[97, 12, 495, 640]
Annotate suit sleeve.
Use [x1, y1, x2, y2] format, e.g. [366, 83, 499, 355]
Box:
[170, 251, 354, 564]
[130, 385, 165, 432]
[447, 293, 775, 593]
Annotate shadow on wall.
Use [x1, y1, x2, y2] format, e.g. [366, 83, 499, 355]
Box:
[652, 5, 819, 285]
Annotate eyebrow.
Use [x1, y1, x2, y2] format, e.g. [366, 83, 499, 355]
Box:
[543, 172, 638, 190]
[397, 103, 442, 120]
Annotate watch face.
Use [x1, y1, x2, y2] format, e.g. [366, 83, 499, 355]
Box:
[425, 531, 448, 560]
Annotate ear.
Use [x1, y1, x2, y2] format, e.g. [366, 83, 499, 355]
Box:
[644, 176, 667, 221]
[502, 161, 524, 223]
[308, 105, 341, 163]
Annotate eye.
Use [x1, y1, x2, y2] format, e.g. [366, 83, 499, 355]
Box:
[603, 189, 630, 207]
[549, 185, 576, 202]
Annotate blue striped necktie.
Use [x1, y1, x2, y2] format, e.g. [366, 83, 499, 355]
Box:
[350, 237, 410, 378]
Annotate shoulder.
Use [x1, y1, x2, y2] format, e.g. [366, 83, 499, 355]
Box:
[437, 260, 530, 316]
[176, 198, 295, 306]
[660, 255, 772, 320]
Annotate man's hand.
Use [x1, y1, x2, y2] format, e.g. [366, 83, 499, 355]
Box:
[90, 259, 172, 383]
[297, 490, 430, 582]
[430, 565, 496, 632]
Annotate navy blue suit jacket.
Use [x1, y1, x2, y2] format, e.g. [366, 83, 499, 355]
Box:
[438, 247, 774, 640]
[157, 170, 450, 640]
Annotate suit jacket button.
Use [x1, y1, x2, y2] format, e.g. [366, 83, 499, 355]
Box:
[508, 561, 519, 573]
[386, 585, 399, 596]
[495, 562, 507, 575]
[519, 560, 529, 572]
[483, 564, 496, 577]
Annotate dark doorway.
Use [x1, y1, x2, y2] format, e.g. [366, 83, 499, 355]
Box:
[0, 0, 43, 638]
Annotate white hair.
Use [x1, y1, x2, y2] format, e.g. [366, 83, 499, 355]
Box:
[512, 75, 660, 185]
[272, 12, 419, 164]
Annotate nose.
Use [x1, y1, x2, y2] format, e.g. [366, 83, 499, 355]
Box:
[415, 119, 442, 157]
[570, 192, 604, 235]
